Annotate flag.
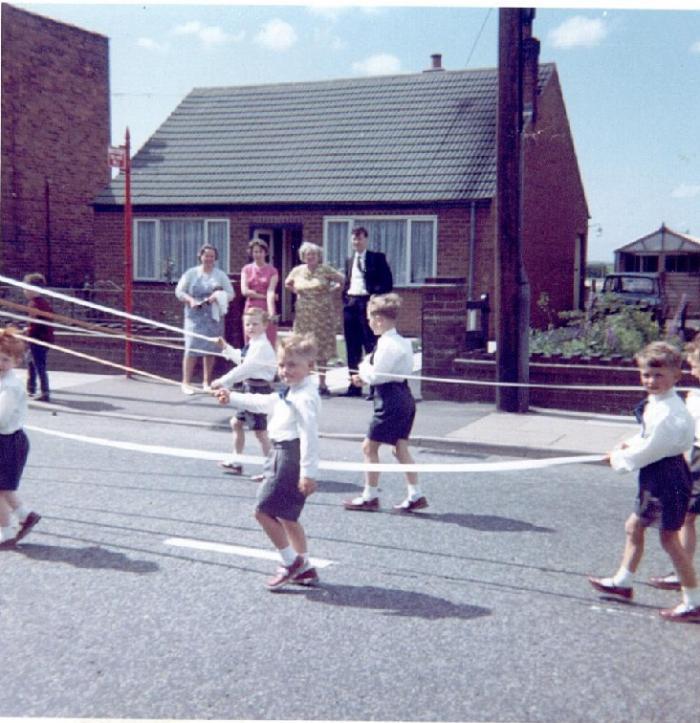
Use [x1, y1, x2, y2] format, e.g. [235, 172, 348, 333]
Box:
[108, 145, 126, 170]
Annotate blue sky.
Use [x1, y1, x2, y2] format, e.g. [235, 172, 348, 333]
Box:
[16, 1, 700, 261]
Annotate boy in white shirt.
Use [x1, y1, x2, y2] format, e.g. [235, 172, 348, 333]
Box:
[211, 309, 276, 479]
[343, 293, 426, 513]
[215, 333, 320, 590]
[589, 341, 700, 621]
[648, 338, 700, 591]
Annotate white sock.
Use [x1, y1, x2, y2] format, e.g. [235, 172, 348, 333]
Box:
[407, 484, 422, 501]
[278, 546, 297, 566]
[612, 568, 634, 587]
[1, 525, 15, 542]
[14, 506, 30, 523]
[682, 587, 700, 609]
[362, 486, 379, 501]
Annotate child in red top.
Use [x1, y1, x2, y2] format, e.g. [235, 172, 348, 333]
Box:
[23, 272, 54, 402]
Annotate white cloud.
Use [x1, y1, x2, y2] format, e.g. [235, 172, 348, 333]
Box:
[255, 18, 298, 52]
[548, 16, 608, 49]
[306, 5, 344, 23]
[352, 53, 401, 76]
[672, 184, 700, 199]
[171, 20, 243, 47]
[691, 40, 700, 54]
[137, 37, 168, 53]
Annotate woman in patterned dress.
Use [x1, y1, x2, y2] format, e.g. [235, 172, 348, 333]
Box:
[285, 242, 345, 396]
[241, 239, 278, 345]
[175, 244, 234, 394]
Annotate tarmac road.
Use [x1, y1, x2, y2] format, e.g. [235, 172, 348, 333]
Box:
[2, 406, 699, 722]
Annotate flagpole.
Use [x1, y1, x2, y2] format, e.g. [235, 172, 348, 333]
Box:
[124, 128, 133, 377]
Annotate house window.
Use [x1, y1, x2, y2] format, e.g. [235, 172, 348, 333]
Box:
[323, 216, 437, 286]
[134, 219, 229, 281]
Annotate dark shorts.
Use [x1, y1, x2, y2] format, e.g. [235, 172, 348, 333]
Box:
[368, 381, 416, 445]
[636, 454, 692, 531]
[688, 446, 700, 515]
[234, 380, 272, 432]
[0, 429, 30, 491]
[256, 439, 305, 522]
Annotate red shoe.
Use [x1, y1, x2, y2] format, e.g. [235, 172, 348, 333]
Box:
[343, 497, 380, 512]
[659, 604, 700, 622]
[14, 512, 41, 543]
[588, 576, 633, 600]
[393, 496, 429, 513]
[292, 566, 320, 586]
[266, 556, 305, 591]
[648, 573, 681, 591]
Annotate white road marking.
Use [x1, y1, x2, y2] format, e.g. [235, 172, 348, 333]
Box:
[163, 536, 335, 569]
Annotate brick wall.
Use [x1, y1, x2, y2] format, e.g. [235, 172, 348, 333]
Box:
[1, 4, 110, 286]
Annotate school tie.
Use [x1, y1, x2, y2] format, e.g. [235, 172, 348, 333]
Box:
[278, 385, 290, 400]
[240, 343, 249, 360]
[633, 399, 647, 435]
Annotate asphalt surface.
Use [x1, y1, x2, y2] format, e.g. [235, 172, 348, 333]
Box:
[2, 380, 699, 722]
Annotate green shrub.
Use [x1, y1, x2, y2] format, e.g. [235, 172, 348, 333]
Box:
[530, 295, 672, 358]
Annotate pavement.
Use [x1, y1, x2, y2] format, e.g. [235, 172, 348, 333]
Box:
[31, 364, 639, 460]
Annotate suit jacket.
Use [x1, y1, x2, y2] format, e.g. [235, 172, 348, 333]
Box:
[344, 249, 393, 299]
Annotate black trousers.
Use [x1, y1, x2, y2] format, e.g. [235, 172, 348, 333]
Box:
[343, 295, 376, 376]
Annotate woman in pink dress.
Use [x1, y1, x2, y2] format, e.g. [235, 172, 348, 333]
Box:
[241, 239, 278, 345]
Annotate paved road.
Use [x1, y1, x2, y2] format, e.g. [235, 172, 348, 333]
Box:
[2, 406, 698, 721]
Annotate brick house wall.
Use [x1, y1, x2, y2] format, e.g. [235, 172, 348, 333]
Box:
[1, 4, 110, 286]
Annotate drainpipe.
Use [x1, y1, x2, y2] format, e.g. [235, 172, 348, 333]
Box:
[468, 201, 476, 300]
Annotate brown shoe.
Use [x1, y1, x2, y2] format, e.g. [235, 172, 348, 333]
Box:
[0, 538, 16, 550]
[343, 497, 380, 512]
[266, 556, 305, 591]
[393, 496, 429, 513]
[219, 460, 243, 475]
[659, 604, 700, 622]
[588, 576, 633, 600]
[648, 573, 681, 591]
[15, 512, 41, 543]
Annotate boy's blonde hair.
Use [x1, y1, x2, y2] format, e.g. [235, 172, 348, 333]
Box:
[368, 292, 402, 320]
[23, 272, 47, 287]
[635, 341, 683, 370]
[684, 335, 700, 364]
[277, 333, 317, 362]
[243, 307, 269, 324]
[0, 326, 26, 362]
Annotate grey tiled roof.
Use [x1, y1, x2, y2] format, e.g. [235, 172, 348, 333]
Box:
[95, 64, 555, 206]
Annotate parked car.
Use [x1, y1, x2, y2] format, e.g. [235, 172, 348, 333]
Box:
[596, 272, 667, 323]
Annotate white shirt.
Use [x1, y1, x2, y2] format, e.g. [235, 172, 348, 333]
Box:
[0, 369, 27, 434]
[226, 375, 320, 479]
[348, 251, 368, 296]
[610, 389, 695, 473]
[358, 328, 413, 386]
[685, 389, 700, 443]
[214, 334, 277, 386]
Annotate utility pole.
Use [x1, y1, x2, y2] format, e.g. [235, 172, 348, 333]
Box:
[495, 7, 530, 412]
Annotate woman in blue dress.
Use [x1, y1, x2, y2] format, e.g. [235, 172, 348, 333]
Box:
[175, 244, 234, 393]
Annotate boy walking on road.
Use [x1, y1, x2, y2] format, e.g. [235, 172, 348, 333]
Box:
[589, 341, 700, 621]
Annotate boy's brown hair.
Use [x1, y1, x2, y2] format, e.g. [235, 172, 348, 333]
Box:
[0, 326, 26, 362]
[243, 307, 269, 324]
[684, 335, 700, 364]
[368, 292, 402, 320]
[635, 341, 683, 370]
[277, 333, 317, 363]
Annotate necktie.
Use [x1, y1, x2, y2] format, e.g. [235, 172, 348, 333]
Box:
[240, 344, 249, 360]
[356, 253, 365, 273]
[633, 399, 647, 434]
[278, 385, 290, 400]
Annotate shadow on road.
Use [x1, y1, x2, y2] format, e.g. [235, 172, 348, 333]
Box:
[13, 543, 160, 574]
[295, 583, 491, 620]
[407, 511, 555, 533]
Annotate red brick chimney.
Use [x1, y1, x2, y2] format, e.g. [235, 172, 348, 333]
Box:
[424, 53, 444, 72]
[521, 12, 540, 124]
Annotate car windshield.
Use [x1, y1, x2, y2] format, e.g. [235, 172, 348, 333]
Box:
[604, 277, 657, 294]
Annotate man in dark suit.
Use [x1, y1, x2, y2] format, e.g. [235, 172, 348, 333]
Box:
[342, 226, 393, 397]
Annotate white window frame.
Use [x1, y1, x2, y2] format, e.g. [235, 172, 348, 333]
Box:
[322, 215, 438, 287]
[133, 218, 230, 281]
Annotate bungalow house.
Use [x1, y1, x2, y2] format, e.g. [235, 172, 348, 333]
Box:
[614, 223, 700, 318]
[92, 45, 588, 336]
